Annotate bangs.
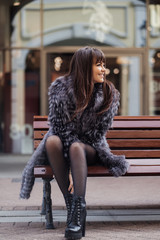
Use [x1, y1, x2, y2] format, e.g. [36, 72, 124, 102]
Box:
[92, 48, 105, 64]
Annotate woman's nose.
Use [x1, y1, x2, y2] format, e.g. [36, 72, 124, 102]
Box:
[101, 65, 105, 71]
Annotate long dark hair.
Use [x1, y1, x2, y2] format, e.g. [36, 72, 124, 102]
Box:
[66, 46, 114, 117]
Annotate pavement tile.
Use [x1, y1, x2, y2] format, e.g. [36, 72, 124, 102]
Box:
[1, 206, 14, 211]
[13, 206, 29, 210]
[25, 206, 41, 211]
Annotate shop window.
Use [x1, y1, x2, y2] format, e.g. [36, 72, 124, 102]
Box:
[149, 4, 160, 48]
[150, 50, 160, 115]
[1, 50, 40, 154]
[11, 0, 41, 48]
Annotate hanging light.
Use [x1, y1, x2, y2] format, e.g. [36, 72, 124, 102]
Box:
[157, 53, 160, 59]
[54, 57, 63, 71]
[113, 68, 119, 74]
[105, 68, 110, 75]
[13, 0, 20, 6]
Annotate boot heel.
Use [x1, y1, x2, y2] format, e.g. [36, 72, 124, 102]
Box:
[82, 218, 86, 237]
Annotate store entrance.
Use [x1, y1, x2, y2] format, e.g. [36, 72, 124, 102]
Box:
[42, 47, 146, 116]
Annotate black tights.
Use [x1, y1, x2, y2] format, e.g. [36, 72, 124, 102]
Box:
[45, 135, 97, 197]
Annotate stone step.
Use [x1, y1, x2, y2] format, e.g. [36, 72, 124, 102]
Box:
[1, 209, 160, 223]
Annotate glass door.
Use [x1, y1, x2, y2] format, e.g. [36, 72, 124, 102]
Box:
[104, 55, 143, 116]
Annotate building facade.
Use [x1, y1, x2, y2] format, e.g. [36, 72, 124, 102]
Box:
[0, 0, 160, 154]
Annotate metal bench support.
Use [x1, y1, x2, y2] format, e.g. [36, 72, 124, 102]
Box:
[42, 178, 54, 229]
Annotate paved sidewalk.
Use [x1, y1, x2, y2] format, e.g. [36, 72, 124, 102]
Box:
[1, 221, 160, 240]
[1, 154, 160, 239]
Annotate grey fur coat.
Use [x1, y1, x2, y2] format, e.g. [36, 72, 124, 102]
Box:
[20, 76, 129, 199]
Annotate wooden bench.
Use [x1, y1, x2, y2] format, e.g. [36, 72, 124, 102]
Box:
[33, 115, 160, 229]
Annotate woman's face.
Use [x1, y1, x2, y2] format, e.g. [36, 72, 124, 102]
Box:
[92, 58, 106, 84]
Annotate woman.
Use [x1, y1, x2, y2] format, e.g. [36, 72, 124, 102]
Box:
[20, 46, 129, 239]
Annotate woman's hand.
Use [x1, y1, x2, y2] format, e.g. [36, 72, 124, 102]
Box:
[68, 171, 74, 193]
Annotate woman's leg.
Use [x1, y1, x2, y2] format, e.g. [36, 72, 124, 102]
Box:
[45, 135, 70, 196]
[69, 142, 97, 197]
[65, 142, 97, 239]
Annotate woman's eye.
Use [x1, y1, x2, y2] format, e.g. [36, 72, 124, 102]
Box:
[96, 63, 105, 68]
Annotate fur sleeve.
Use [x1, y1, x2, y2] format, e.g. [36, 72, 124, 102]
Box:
[93, 136, 129, 177]
[48, 78, 79, 158]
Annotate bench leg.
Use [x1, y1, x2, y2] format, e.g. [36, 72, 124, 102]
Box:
[42, 178, 55, 229]
[41, 180, 46, 215]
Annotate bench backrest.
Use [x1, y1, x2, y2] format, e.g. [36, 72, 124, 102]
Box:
[33, 115, 160, 159]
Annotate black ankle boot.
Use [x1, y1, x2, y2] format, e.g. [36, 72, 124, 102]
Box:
[64, 193, 73, 226]
[65, 196, 86, 240]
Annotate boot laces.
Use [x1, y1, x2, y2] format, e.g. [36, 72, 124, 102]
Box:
[71, 198, 82, 226]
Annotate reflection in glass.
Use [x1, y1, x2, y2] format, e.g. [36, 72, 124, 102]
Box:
[149, 4, 160, 47]
[106, 56, 140, 115]
[0, 52, 4, 152]
[46, 53, 73, 92]
[150, 50, 160, 115]
[11, 0, 41, 47]
[1, 50, 40, 154]
[43, 0, 146, 48]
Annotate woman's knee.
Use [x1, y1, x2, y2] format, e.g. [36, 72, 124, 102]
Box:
[46, 135, 63, 151]
[69, 142, 84, 154]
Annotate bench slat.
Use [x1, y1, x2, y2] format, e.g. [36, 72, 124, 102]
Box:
[33, 121, 49, 129]
[33, 120, 160, 130]
[111, 120, 160, 129]
[34, 130, 48, 139]
[34, 139, 160, 149]
[107, 130, 160, 139]
[112, 150, 160, 158]
[34, 130, 160, 140]
[34, 164, 160, 178]
[114, 116, 160, 120]
[34, 165, 53, 178]
[128, 159, 160, 165]
[87, 165, 160, 176]
[34, 116, 48, 121]
[33, 115, 160, 121]
[108, 139, 160, 148]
